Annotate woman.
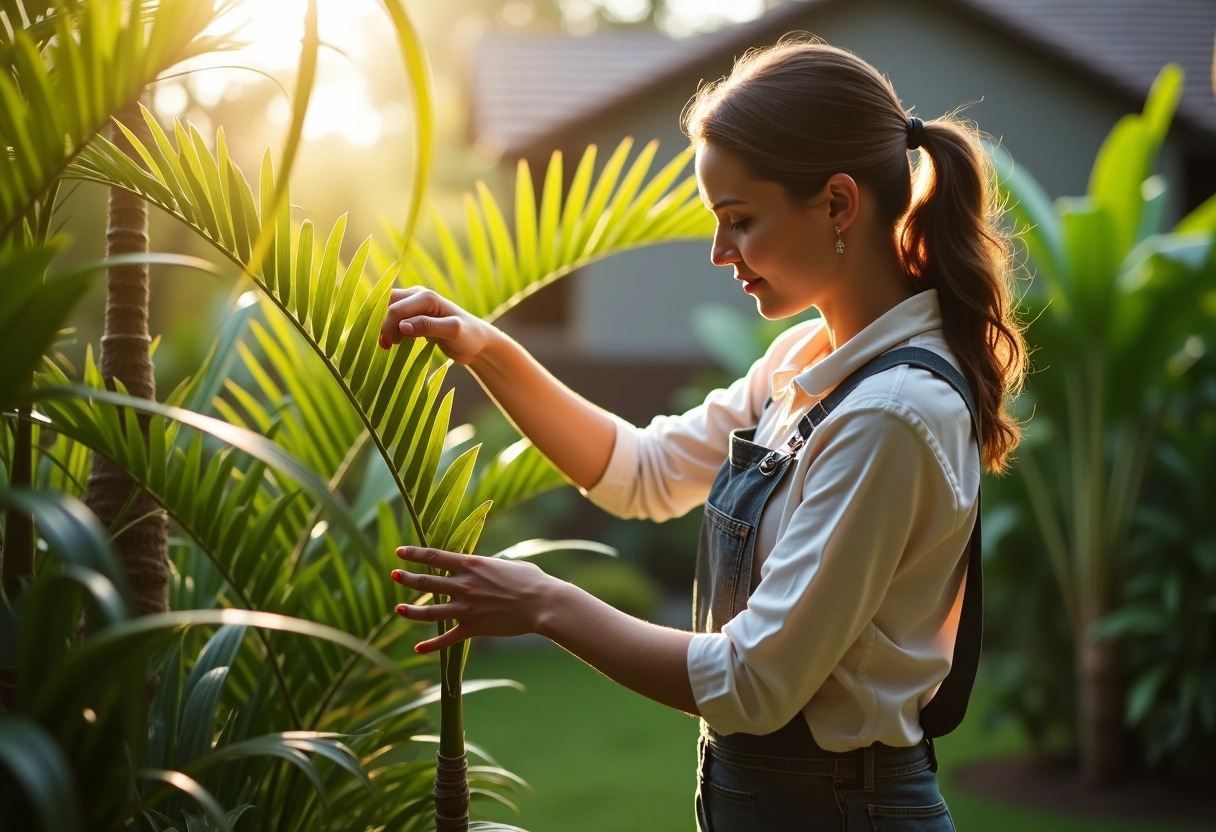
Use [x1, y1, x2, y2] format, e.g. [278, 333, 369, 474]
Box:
[378, 39, 1025, 830]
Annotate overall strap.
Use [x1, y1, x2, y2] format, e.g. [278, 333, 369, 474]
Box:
[797, 346, 983, 738]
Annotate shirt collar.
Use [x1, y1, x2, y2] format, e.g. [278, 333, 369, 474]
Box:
[793, 289, 944, 398]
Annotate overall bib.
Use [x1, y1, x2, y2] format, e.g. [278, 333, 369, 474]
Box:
[693, 347, 980, 832]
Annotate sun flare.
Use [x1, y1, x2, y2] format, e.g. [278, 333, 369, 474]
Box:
[169, 0, 393, 148]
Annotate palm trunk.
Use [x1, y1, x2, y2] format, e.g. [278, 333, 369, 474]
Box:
[434, 750, 469, 832]
[82, 97, 168, 617]
[1077, 602, 1123, 784]
[435, 642, 469, 831]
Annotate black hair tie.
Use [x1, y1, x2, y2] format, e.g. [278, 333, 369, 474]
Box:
[907, 116, 924, 150]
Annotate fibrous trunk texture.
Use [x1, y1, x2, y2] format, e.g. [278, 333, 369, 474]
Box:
[434, 752, 470, 832]
[1077, 604, 1123, 784]
[82, 97, 169, 617]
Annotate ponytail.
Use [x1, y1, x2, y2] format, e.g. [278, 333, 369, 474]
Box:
[899, 119, 1026, 472]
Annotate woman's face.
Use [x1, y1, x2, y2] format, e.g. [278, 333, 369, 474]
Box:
[695, 143, 835, 320]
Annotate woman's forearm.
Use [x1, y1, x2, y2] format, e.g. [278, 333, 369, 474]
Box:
[537, 579, 700, 716]
[393, 546, 699, 715]
[468, 330, 618, 491]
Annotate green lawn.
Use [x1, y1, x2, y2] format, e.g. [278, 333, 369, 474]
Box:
[461, 640, 1210, 832]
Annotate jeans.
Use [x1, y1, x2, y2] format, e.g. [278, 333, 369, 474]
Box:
[695, 729, 956, 831]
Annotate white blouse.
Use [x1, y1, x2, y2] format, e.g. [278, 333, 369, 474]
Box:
[582, 290, 980, 751]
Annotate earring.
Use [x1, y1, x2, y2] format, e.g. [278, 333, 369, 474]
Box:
[835, 226, 844, 255]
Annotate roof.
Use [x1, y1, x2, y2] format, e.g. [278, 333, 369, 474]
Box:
[471, 32, 688, 158]
[471, 0, 1216, 158]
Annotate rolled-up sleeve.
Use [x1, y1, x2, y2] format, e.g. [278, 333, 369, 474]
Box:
[687, 405, 960, 736]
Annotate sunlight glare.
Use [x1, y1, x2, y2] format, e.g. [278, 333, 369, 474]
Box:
[194, 0, 392, 147]
[661, 0, 765, 36]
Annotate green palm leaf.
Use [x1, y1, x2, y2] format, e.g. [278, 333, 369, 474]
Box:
[0, 0, 233, 242]
[466, 438, 568, 520]
[395, 139, 713, 322]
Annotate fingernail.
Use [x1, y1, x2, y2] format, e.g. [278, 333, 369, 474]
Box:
[391, 569, 403, 581]
[379, 334, 389, 349]
[396, 604, 408, 614]
[396, 546, 409, 558]
[414, 644, 424, 654]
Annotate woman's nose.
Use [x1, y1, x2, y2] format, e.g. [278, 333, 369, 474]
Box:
[710, 233, 740, 267]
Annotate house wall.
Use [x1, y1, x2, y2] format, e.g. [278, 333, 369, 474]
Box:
[559, 0, 1189, 366]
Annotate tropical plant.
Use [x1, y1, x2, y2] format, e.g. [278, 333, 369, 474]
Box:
[990, 63, 1216, 784]
[66, 109, 709, 828]
[0, 485, 402, 832]
[0, 233, 386, 832]
[1094, 338, 1216, 776]
[0, 0, 238, 601]
[2, 3, 715, 831]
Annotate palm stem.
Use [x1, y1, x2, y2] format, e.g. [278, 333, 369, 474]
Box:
[1, 409, 35, 602]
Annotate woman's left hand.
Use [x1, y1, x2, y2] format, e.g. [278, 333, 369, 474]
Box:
[391, 546, 554, 653]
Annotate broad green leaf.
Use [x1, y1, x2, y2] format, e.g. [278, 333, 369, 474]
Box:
[1059, 201, 1118, 339]
[136, 769, 234, 832]
[0, 717, 80, 832]
[989, 142, 1066, 285]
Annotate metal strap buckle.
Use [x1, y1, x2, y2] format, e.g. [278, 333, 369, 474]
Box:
[758, 433, 806, 476]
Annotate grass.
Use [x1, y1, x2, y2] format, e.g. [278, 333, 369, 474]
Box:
[461, 639, 1211, 832]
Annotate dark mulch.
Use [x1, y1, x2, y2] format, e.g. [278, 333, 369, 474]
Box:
[954, 755, 1216, 830]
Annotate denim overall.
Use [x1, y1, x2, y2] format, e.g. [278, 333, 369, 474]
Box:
[694, 347, 980, 832]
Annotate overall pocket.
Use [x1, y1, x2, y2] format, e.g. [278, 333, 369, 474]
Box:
[700, 503, 752, 630]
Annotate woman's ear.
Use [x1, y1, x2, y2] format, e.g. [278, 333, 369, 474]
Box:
[823, 173, 860, 232]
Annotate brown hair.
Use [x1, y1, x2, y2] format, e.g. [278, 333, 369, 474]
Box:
[683, 39, 1025, 472]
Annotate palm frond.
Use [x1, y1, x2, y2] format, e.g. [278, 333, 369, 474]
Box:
[0, 0, 230, 241]
[395, 139, 713, 322]
[74, 118, 468, 540]
[69, 122, 710, 552]
[466, 438, 568, 521]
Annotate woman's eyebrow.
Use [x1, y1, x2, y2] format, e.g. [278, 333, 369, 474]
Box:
[710, 198, 747, 211]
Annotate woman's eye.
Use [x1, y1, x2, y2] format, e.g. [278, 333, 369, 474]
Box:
[728, 218, 750, 232]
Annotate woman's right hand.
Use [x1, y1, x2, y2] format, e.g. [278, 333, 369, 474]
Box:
[378, 287, 494, 365]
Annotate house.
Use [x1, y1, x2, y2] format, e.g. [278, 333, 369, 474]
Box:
[466, 0, 1216, 427]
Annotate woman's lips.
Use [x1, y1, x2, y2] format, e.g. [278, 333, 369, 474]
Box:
[736, 274, 762, 293]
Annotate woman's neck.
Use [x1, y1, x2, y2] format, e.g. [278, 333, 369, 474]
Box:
[818, 234, 913, 350]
